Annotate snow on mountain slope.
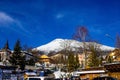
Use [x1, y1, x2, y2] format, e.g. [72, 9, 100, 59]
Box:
[99, 45, 114, 51]
[36, 39, 64, 53]
[35, 38, 115, 54]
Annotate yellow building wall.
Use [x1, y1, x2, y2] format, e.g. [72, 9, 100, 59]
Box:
[80, 72, 120, 80]
[109, 72, 120, 79]
[80, 74, 101, 80]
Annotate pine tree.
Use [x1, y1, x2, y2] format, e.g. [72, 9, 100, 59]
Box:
[19, 54, 26, 70]
[88, 45, 99, 67]
[9, 40, 26, 70]
[67, 51, 75, 72]
[9, 40, 21, 65]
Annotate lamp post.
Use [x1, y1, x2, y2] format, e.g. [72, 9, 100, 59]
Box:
[105, 34, 114, 41]
[105, 34, 116, 63]
[105, 34, 114, 47]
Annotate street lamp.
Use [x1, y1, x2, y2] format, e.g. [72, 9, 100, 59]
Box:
[105, 34, 114, 41]
[105, 34, 114, 47]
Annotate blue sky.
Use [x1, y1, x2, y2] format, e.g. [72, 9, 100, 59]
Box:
[0, 0, 120, 49]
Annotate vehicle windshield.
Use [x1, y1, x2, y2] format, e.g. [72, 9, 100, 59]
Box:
[28, 78, 41, 80]
[44, 78, 54, 80]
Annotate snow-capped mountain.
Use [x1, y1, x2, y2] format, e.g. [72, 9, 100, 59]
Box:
[34, 38, 115, 54]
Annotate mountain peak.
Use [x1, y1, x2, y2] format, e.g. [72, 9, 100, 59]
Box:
[53, 38, 65, 41]
[35, 38, 115, 54]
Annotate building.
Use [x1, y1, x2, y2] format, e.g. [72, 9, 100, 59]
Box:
[39, 55, 51, 68]
[106, 48, 120, 62]
[0, 49, 11, 66]
[104, 62, 120, 79]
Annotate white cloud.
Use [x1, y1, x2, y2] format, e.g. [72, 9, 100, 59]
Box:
[0, 12, 31, 37]
[0, 12, 14, 24]
[56, 13, 64, 19]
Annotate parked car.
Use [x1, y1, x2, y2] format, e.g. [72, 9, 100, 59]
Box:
[44, 69, 54, 76]
[25, 76, 54, 80]
[93, 76, 117, 80]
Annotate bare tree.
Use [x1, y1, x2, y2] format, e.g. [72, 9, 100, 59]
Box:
[73, 26, 89, 68]
[73, 26, 89, 41]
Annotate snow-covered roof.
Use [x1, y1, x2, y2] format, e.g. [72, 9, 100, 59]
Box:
[25, 72, 37, 75]
[76, 70, 105, 74]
